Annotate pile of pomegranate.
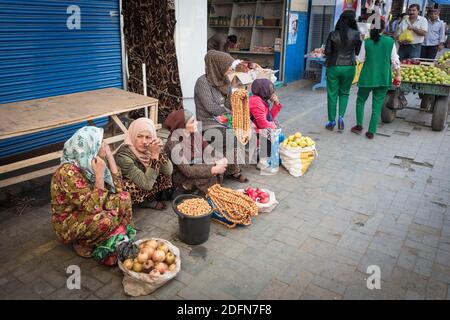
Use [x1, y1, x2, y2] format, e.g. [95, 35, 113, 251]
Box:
[244, 187, 270, 204]
[121, 239, 177, 277]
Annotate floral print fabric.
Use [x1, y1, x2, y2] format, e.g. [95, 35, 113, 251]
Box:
[50, 163, 132, 249]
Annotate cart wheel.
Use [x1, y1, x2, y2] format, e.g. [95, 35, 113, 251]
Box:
[381, 92, 397, 123]
[431, 95, 449, 131]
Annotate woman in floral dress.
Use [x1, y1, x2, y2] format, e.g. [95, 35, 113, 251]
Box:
[50, 126, 132, 257]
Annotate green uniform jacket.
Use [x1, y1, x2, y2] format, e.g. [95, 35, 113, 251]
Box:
[115, 145, 173, 191]
[358, 35, 395, 88]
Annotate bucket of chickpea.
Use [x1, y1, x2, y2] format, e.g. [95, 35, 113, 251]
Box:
[172, 194, 213, 245]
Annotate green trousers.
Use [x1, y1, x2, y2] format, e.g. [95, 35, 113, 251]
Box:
[326, 66, 356, 122]
[356, 86, 390, 134]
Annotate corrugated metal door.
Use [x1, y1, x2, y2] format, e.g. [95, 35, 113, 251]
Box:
[0, 0, 123, 158]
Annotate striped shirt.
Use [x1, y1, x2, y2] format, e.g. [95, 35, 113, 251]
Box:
[423, 19, 446, 46]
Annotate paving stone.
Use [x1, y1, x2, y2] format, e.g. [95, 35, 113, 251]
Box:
[256, 279, 289, 299]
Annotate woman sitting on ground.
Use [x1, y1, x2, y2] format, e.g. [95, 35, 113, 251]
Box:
[164, 109, 227, 195]
[51, 126, 132, 258]
[115, 118, 173, 210]
[249, 78, 282, 173]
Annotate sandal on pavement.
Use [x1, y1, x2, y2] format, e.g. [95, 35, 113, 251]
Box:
[230, 172, 249, 183]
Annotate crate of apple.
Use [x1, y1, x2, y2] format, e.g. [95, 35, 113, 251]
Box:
[244, 187, 270, 204]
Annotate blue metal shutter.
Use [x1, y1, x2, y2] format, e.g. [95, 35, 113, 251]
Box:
[0, 0, 123, 158]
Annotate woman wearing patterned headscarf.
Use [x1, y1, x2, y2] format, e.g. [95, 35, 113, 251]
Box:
[50, 126, 132, 258]
[115, 118, 173, 210]
[194, 50, 248, 183]
[164, 109, 227, 195]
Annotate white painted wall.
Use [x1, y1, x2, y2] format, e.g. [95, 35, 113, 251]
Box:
[175, 0, 208, 115]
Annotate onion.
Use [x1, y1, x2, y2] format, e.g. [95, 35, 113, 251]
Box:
[155, 262, 168, 274]
[168, 263, 176, 272]
[123, 259, 133, 270]
[143, 260, 154, 273]
[145, 240, 158, 249]
[152, 250, 166, 262]
[137, 251, 149, 264]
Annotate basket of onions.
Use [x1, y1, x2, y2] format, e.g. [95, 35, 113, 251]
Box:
[118, 238, 181, 296]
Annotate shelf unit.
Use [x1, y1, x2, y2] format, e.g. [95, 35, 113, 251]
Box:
[208, 0, 285, 69]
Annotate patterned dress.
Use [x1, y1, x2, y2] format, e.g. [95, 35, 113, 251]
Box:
[50, 163, 132, 249]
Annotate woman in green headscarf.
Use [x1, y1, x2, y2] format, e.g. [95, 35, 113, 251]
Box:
[50, 126, 132, 258]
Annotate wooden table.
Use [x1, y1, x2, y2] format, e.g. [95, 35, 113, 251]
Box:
[0, 88, 159, 188]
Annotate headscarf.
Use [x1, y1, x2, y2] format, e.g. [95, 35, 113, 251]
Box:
[123, 117, 157, 167]
[251, 79, 275, 102]
[60, 126, 115, 192]
[164, 109, 209, 162]
[205, 50, 235, 95]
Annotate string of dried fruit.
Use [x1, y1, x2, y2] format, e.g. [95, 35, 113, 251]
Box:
[207, 184, 258, 228]
[231, 89, 251, 145]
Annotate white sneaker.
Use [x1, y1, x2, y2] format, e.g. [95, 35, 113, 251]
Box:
[260, 166, 279, 176]
[257, 158, 270, 170]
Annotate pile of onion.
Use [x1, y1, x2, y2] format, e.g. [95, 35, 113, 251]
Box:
[122, 239, 177, 276]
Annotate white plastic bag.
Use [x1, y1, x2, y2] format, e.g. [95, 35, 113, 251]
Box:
[237, 188, 279, 213]
[279, 144, 317, 177]
[118, 238, 181, 296]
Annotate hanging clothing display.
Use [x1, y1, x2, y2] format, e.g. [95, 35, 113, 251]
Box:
[122, 0, 183, 120]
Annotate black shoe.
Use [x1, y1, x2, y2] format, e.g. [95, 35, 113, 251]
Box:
[365, 132, 374, 139]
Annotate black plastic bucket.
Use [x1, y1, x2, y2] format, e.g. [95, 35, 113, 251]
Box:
[172, 194, 212, 245]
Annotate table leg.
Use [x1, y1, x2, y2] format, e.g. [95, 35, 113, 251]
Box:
[313, 63, 327, 91]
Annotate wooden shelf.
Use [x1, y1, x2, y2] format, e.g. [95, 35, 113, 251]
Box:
[210, 2, 234, 5]
[209, 25, 231, 28]
[230, 25, 255, 28]
[229, 50, 275, 55]
[255, 26, 282, 29]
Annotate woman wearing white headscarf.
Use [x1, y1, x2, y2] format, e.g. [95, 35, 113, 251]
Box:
[115, 118, 173, 210]
[50, 126, 132, 258]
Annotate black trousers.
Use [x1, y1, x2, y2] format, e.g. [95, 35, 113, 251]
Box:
[421, 45, 439, 59]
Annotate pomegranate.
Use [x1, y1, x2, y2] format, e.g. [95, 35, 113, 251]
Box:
[123, 259, 133, 270]
[168, 263, 176, 272]
[155, 262, 168, 274]
[152, 249, 166, 262]
[137, 251, 149, 264]
[158, 243, 169, 254]
[165, 252, 176, 265]
[143, 260, 154, 273]
[141, 246, 154, 258]
[132, 262, 143, 273]
[145, 239, 158, 249]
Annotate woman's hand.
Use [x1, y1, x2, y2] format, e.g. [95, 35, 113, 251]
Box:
[149, 138, 161, 160]
[270, 93, 280, 105]
[211, 164, 227, 175]
[215, 157, 228, 166]
[92, 157, 106, 190]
